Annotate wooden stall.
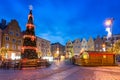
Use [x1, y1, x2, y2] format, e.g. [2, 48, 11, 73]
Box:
[75, 51, 116, 66]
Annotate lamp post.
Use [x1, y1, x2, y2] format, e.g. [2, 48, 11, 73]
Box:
[104, 18, 114, 52]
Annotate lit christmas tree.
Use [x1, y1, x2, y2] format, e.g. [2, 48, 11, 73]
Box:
[21, 7, 38, 59]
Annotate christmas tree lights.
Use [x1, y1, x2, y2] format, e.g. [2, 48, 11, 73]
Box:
[21, 8, 38, 59]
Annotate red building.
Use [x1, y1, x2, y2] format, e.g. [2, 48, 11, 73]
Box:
[75, 51, 116, 66]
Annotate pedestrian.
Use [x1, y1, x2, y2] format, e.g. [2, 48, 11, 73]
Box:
[72, 56, 75, 64]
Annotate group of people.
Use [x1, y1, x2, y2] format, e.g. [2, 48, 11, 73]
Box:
[0, 58, 21, 70]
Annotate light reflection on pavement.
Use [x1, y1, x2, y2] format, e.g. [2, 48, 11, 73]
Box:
[0, 60, 120, 80]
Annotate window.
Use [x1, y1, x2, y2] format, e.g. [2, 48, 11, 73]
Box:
[6, 36, 10, 41]
[18, 46, 21, 50]
[16, 33, 19, 36]
[18, 40, 21, 44]
[83, 41, 85, 43]
[96, 44, 98, 47]
[39, 43, 41, 46]
[9, 31, 14, 35]
[5, 43, 9, 49]
[12, 44, 16, 50]
[12, 39, 16, 43]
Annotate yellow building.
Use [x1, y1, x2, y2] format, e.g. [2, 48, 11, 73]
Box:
[2, 20, 23, 59]
[36, 37, 51, 57]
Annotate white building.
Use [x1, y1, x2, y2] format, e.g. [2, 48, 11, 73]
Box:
[81, 38, 88, 51]
[73, 39, 81, 55]
[36, 37, 51, 57]
[87, 37, 94, 51]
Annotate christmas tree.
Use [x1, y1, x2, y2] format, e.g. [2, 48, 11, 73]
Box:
[21, 8, 38, 59]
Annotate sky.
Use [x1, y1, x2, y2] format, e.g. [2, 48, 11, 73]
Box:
[0, 0, 120, 45]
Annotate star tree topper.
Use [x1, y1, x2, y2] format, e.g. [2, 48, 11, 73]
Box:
[29, 5, 33, 10]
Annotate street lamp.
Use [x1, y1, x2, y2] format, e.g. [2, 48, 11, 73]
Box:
[104, 18, 114, 52]
[104, 19, 113, 27]
[102, 44, 106, 51]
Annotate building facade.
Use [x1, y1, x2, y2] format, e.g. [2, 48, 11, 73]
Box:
[81, 38, 88, 51]
[37, 37, 51, 57]
[73, 39, 81, 55]
[0, 29, 2, 49]
[0, 19, 7, 49]
[51, 42, 65, 58]
[94, 36, 103, 51]
[0, 19, 7, 30]
[87, 37, 94, 51]
[2, 20, 23, 59]
[103, 34, 120, 51]
[65, 40, 74, 58]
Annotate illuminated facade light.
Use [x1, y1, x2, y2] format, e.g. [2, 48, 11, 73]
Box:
[26, 23, 34, 29]
[103, 55, 106, 58]
[22, 46, 37, 51]
[23, 35, 36, 41]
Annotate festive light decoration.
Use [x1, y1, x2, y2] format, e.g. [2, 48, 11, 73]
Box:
[23, 35, 36, 41]
[104, 18, 114, 39]
[22, 47, 36, 53]
[26, 23, 34, 29]
[21, 7, 38, 59]
[22, 46, 37, 51]
[106, 27, 112, 39]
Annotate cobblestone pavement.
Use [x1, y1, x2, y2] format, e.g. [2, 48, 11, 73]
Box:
[0, 60, 120, 80]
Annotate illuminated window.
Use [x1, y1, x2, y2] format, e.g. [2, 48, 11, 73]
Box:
[18, 46, 20, 50]
[5, 43, 9, 49]
[6, 36, 10, 40]
[103, 55, 106, 58]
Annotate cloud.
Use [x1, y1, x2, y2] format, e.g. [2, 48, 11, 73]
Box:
[37, 31, 66, 45]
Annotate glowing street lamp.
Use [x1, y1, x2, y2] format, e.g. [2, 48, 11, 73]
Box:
[104, 19, 113, 27]
[102, 44, 106, 51]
